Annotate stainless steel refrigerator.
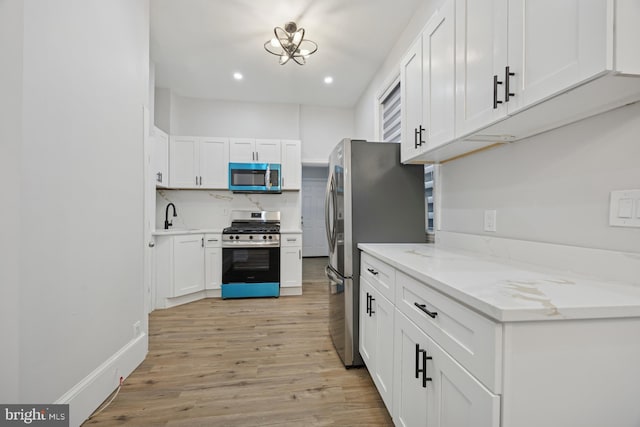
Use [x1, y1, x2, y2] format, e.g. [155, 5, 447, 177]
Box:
[325, 139, 426, 367]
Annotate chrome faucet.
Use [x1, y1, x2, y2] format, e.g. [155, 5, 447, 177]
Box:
[164, 203, 177, 229]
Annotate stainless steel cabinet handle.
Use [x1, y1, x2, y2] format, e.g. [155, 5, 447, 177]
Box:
[256, 151, 259, 162]
[298, 249, 301, 259]
[195, 176, 198, 185]
[201, 237, 204, 247]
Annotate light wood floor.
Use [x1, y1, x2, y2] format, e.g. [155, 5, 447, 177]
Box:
[84, 257, 393, 426]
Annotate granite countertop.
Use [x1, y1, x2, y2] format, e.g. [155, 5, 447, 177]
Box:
[358, 243, 640, 323]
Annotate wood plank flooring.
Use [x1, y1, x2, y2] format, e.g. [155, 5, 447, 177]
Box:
[84, 257, 393, 426]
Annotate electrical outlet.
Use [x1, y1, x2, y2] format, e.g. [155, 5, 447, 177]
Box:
[133, 321, 141, 338]
[610, 190, 640, 227]
[484, 210, 497, 232]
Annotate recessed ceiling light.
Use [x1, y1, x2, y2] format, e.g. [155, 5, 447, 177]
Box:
[233, 72, 243, 80]
[324, 76, 334, 84]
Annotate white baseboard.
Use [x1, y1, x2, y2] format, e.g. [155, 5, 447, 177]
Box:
[280, 286, 303, 296]
[55, 333, 148, 427]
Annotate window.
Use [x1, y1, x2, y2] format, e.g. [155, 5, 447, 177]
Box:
[380, 81, 401, 143]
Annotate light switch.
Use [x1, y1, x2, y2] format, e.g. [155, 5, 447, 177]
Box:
[618, 198, 633, 218]
[610, 190, 640, 227]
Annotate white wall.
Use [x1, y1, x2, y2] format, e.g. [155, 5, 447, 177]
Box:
[170, 96, 301, 139]
[440, 102, 640, 254]
[12, 0, 149, 420]
[0, 0, 23, 403]
[157, 93, 355, 165]
[353, 0, 639, 256]
[354, 0, 442, 139]
[300, 105, 355, 164]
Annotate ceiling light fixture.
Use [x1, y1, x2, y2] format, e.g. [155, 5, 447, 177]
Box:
[324, 76, 333, 84]
[264, 21, 318, 65]
[233, 72, 243, 80]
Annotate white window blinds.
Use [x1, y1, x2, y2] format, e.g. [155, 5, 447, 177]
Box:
[381, 82, 401, 143]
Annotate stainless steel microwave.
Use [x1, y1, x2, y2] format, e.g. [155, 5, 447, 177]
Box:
[228, 162, 281, 193]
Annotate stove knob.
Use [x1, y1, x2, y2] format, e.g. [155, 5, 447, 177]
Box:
[249, 235, 253, 240]
[235, 235, 240, 240]
[263, 236, 267, 240]
[268, 235, 273, 240]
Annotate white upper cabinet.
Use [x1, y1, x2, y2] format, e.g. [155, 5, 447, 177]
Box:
[402, 0, 640, 163]
[401, 37, 425, 163]
[199, 137, 229, 189]
[281, 140, 301, 190]
[255, 139, 281, 163]
[401, 0, 456, 163]
[169, 136, 199, 188]
[454, 0, 508, 137]
[506, 0, 608, 114]
[229, 138, 281, 163]
[152, 127, 169, 187]
[169, 136, 229, 189]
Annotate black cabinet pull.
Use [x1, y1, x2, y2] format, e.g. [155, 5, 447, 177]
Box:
[367, 292, 371, 314]
[418, 125, 426, 146]
[505, 66, 515, 102]
[414, 302, 438, 319]
[415, 343, 433, 388]
[414, 127, 419, 149]
[367, 267, 379, 276]
[369, 295, 375, 316]
[493, 75, 503, 109]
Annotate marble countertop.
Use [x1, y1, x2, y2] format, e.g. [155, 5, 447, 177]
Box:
[152, 228, 223, 236]
[358, 243, 640, 323]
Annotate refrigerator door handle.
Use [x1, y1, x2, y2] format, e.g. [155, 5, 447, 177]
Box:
[324, 175, 337, 250]
[325, 264, 345, 285]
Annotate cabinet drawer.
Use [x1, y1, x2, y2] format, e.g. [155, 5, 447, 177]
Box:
[204, 234, 221, 248]
[281, 234, 302, 247]
[361, 252, 395, 303]
[395, 271, 502, 393]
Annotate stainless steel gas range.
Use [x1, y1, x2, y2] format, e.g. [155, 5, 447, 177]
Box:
[221, 210, 281, 299]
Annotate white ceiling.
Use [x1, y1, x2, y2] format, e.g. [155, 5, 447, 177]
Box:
[150, 0, 424, 108]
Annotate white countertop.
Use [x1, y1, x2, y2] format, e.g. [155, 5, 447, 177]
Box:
[152, 228, 223, 236]
[358, 243, 640, 322]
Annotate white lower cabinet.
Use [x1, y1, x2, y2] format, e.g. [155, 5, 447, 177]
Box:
[360, 276, 395, 412]
[172, 234, 205, 297]
[394, 310, 500, 427]
[204, 234, 221, 291]
[280, 233, 302, 292]
[156, 233, 222, 307]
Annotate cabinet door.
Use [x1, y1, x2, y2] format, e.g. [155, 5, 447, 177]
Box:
[199, 137, 229, 189]
[426, 326, 500, 427]
[455, 0, 508, 138]
[359, 277, 376, 368]
[205, 246, 221, 290]
[169, 136, 199, 188]
[394, 311, 500, 427]
[153, 128, 169, 187]
[255, 139, 281, 163]
[229, 138, 255, 162]
[393, 309, 429, 427]
[400, 37, 425, 163]
[506, 0, 608, 114]
[280, 245, 302, 288]
[281, 140, 301, 190]
[423, 0, 455, 150]
[172, 235, 205, 297]
[373, 288, 394, 413]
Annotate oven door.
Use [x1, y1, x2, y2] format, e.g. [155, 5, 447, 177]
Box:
[222, 245, 280, 284]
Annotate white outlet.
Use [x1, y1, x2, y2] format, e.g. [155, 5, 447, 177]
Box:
[133, 321, 141, 338]
[484, 210, 497, 232]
